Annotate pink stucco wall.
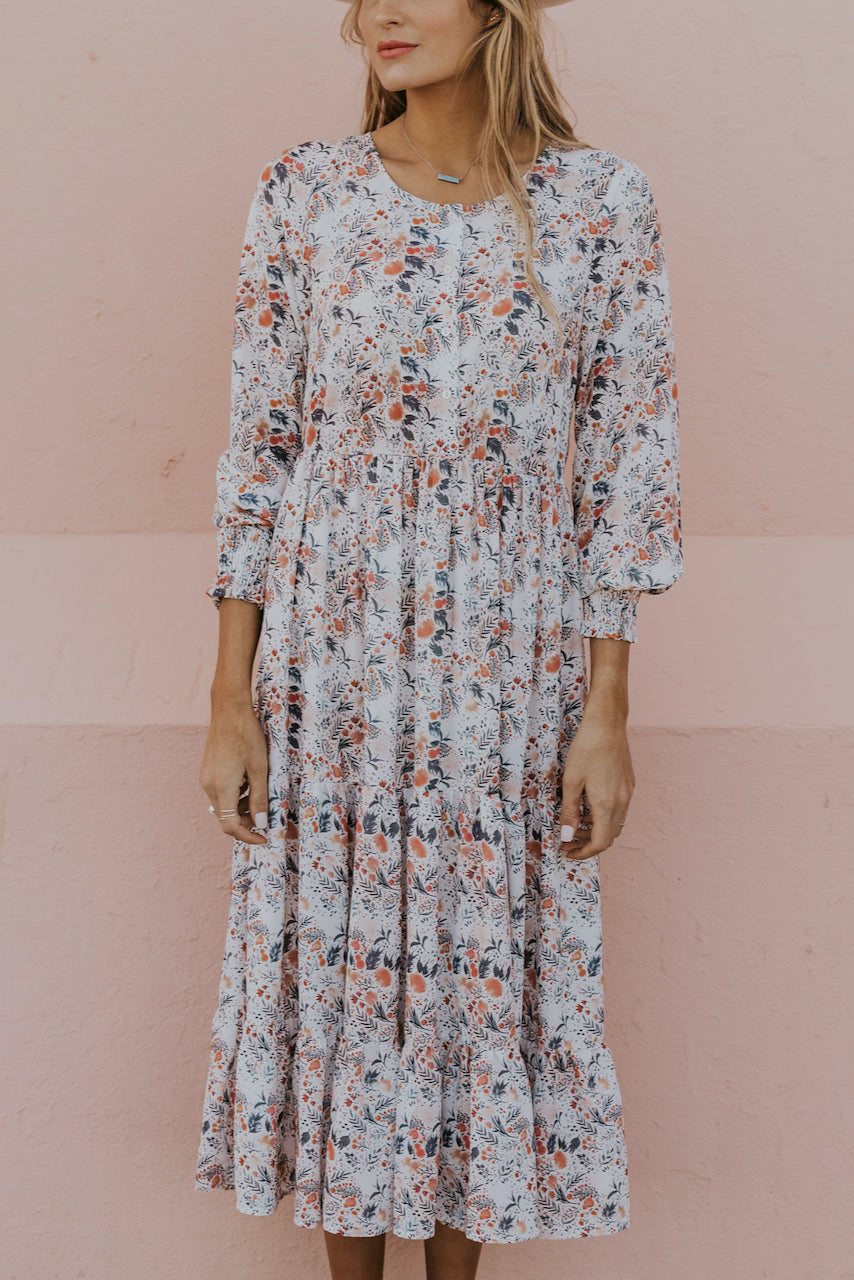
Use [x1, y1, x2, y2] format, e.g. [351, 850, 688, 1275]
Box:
[2, 1, 852, 1277]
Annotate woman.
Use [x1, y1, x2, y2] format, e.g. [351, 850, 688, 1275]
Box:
[196, 1, 683, 1277]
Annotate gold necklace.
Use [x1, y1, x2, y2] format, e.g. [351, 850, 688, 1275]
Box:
[400, 112, 481, 185]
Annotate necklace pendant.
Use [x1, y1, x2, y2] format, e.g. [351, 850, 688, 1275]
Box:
[436, 173, 461, 184]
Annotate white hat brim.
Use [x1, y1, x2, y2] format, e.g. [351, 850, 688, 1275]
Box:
[333, 1, 575, 6]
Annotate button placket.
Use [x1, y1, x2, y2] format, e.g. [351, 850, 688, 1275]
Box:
[433, 211, 462, 454]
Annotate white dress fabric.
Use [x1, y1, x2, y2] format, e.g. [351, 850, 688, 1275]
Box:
[195, 130, 683, 1243]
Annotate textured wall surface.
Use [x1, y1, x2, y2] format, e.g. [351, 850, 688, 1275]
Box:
[2, 0, 853, 1277]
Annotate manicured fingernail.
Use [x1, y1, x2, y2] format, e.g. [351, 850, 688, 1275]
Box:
[560, 824, 575, 843]
[254, 811, 268, 829]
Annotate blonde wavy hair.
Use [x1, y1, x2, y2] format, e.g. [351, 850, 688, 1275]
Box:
[338, 0, 594, 343]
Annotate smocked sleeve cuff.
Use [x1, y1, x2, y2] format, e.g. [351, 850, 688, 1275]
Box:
[206, 524, 273, 610]
[579, 587, 640, 643]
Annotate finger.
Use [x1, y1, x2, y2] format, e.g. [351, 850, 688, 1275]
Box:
[560, 824, 594, 865]
[247, 766, 269, 839]
[584, 805, 614, 856]
[559, 780, 584, 851]
[219, 811, 266, 844]
[565, 837, 597, 861]
[215, 781, 266, 846]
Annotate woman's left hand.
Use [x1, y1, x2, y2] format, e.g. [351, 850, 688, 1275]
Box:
[559, 693, 635, 860]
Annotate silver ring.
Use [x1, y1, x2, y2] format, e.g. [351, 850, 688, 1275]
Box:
[210, 805, 239, 820]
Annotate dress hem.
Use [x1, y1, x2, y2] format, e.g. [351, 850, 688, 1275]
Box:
[194, 1180, 630, 1244]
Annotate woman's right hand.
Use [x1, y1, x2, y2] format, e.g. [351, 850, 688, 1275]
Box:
[199, 695, 270, 846]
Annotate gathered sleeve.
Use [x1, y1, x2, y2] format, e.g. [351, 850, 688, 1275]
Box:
[206, 155, 310, 609]
[570, 161, 684, 643]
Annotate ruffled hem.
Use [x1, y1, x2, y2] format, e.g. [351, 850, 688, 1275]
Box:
[196, 1031, 629, 1241]
[195, 780, 630, 1243]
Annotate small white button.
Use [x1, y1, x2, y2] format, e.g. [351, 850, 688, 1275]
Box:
[442, 390, 455, 400]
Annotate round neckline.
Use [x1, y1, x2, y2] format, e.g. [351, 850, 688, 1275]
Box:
[362, 129, 550, 214]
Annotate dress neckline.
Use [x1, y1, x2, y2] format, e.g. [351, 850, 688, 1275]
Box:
[361, 129, 551, 215]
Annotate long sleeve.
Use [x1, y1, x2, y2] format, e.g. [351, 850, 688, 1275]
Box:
[570, 161, 684, 643]
[207, 155, 310, 609]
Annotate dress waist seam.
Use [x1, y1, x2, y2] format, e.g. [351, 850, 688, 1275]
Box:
[299, 446, 565, 483]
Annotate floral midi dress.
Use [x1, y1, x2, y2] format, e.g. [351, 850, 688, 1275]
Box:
[195, 129, 683, 1244]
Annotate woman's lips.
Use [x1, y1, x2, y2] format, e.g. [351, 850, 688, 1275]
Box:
[377, 44, 418, 59]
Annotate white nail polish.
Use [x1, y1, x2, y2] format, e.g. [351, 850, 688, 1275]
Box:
[560, 824, 575, 843]
[254, 811, 268, 829]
